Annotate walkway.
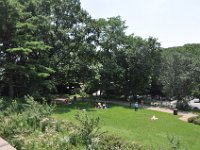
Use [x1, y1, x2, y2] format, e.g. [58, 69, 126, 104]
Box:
[147, 107, 198, 122]
[0, 138, 16, 150]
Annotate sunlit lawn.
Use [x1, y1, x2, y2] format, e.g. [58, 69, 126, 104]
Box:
[52, 101, 200, 149]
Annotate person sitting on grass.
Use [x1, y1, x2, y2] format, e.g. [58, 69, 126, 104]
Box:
[64, 99, 69, 104]
[151, 115, 158, 120]
[98, 102, 102, 109]
[64, 98, 72, 105]
[102, 102, 107, 109]
[94, 102, 98, 108]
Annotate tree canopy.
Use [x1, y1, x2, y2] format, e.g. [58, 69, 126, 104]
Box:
[0, 0, 199, 100]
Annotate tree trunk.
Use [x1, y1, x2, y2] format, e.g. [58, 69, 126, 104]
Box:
[99, 89, 102, 100]
[8, 74, 14, 98]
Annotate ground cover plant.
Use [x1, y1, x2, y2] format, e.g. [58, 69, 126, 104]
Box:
[53, 101, 200, 149]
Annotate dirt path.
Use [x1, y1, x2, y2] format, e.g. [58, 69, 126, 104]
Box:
[147, 107, 198, 122]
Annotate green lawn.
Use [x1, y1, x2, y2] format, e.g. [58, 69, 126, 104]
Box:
[52, 101, 200, 149]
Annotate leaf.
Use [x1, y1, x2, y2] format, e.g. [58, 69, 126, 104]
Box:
[25, 41, 52, 51]
[7, 48, 32, 54]
[37, 73, 50, 78]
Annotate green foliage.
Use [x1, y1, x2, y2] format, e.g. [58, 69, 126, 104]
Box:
[98, 134, 148, 150]
[167, 136, 181, 150]
[188, 116, 200, 125]
[7, 47, 32, 54]
[0, 96, 75, 150]
[0, 0, 163, 99]
[73, 112, 101, 146]
[0, 96, 54, 138]
[0, 0, 199, 104]
[160, 44, 200, 98]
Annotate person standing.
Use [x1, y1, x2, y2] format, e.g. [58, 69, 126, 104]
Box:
[128, 95, 132, 107]
[134, 102, 139, 111]
[141, 100, 144, 108]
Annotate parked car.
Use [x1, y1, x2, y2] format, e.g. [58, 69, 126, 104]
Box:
[170, 100, 177, 108]
[167, 98, 200, 110]
[188, 98, 200, 110]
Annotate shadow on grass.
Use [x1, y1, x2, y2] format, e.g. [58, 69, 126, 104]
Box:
[53, 101, 97, 114]
[53, 100, 134, 115]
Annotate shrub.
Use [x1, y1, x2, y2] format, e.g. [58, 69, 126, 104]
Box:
[193, 118, 200, 125]
[0, 96, 55, 141]
[98, 134, 147, 150]
[188, 116, 196, 123]
[188, 116, 200, 125]
[167, 136, 181, 150]
[69, 111, 103, 149]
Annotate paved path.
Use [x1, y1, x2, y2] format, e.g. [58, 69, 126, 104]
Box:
[147, 107, 198, 122]
[0, 138, 16, 150]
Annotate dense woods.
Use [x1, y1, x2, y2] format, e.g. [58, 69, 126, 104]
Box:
[0, 0, 200, 100]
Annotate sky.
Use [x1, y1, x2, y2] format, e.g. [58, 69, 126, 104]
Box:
[80, 0, 200, 48]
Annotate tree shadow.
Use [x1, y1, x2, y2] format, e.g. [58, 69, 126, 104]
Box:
[53, 100, 134, 115]
[53, 101, 97, 114]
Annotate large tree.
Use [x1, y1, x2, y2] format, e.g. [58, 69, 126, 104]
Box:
[0, 0, 100, 97]
[0, 0, 163, 99]
[160, 44, 200, 98]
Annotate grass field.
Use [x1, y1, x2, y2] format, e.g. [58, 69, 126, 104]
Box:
[52, 101, 200, 149]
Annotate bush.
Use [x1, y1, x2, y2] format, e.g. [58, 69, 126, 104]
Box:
[69, 111, 103, 149]
[188, 116, 196, 123]
[0, 96, 55, 144]
[193, 118, 200, 125]
[188, 116, 200, 125]
[98, 134, 148, 150]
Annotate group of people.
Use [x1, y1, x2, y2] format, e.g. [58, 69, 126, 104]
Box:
[64, 98, 72, 105]
[95, 102, 107, 109]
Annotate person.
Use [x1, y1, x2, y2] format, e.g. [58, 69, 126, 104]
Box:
[94, 102, 98, 108]
[98, 102, 102, 109]
[102, 102, 107, 109]
[128, 95, 132, 107]
[64, 99, 69, 105]
[141, 100, 144, 108]
[151, 115, 158, 120]
[134, 102, 139, 111]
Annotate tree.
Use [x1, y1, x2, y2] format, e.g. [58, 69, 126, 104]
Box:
[0, 0, 163, 100]
[160, 44, 200, 98]
[0, 0, 53, 97]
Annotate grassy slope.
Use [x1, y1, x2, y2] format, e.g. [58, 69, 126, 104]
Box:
[52, 101, 200, 149]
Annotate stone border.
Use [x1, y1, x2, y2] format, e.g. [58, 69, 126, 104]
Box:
[0, 138, 16, 150]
